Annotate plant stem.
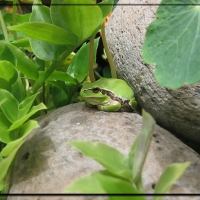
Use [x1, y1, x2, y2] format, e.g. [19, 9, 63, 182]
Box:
[88, 36, 96, 82]
[27, 45, 75, 97]
[88, 0, 97, 82]
[0, 10, 10, 43]
[12, 0, 18, 40]
[101, 22, 117, 78]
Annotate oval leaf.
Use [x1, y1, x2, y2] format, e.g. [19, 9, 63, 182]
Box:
[142, 0, 200, 88]
[0, 61, 18, 85]
[0, 142, 23, 185]
[154, 162, 190, 200]
[69, 141, 132, 179]
[63, 171, 105, 194]
[8, 103, 46, 131]
[67, 37, 100, 83]
[0, 120, 39, 157]
[8, 22, 78, 46]
[0, 89, 19, 123]
[0, 78, 12, 92]
[29, 2, 67, 61]
[57, 0, 103, 43]
[5, 42, 39, 80]
[98, 0, 114, 20]
[64, 170, 145, 199]
[132, 110, 155, 181]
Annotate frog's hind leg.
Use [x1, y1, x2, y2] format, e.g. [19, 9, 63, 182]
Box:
[97, 100, 121, 112]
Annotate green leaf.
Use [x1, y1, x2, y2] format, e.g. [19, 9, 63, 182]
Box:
[45, 70, 78, 84]
[29, 2, 67, 61]
[8, 103, 46, 131]
[5, 42, 38, 80]
[0, 130, 13, 144]
[8, 22, 78, 46]
[0, 140, 24, 185]
[67, 37, 100, 83]
[47, 80, 67, 93]
[11, 38, 31, 49]
[3, 13, 30, 24]
[57, 0, 103, 43]
[0, 181, 4, 191]
[50, 0, 69, 31]
[69, 141, 132, 179]
[18, 93, 38, 118]
[0, 78, 12, 92]
[142, 0, 200, 88]
[47, 80, 79, 107]
[0, 89, 19, 123]
[0, 61, 18, 85]
[128, 135, 139, 169]
[0, 112, 11, 132]
[93, 171, 144, 196]
[98, 0, 114, 20]
[63, 171, 105, 193]
[64, 170, 145, 198]
[0, 45, 16, 66]
[11, 74, 26, 103]
[132, 110, 155, 181]
[153, 162, 190, 200]
[52, 84, 73, 107]
[0, 120, 39, 157]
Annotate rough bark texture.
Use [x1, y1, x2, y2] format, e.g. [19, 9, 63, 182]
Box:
[106, 0, 200, 143]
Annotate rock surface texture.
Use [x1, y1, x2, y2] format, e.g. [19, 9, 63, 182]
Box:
[105, 0, 200, 143]
[8, 103, 200, 200]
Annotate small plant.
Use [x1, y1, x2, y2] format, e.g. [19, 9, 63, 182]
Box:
[63, 110, 190, 198]
[0, 0, 114, 194]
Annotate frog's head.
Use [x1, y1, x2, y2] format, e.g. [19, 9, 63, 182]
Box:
[80, 87, 110, 105]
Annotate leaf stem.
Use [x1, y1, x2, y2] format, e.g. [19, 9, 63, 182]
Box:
[27, 45, 75, 97]
[0, 10, 10, 43]
[88, 36, 96, 82]
[101, 22, 117, 78]
[88, 0, 97, 83]
[12, 0, 18, 40]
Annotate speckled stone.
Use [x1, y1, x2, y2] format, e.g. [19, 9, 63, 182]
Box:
[106, 0, 200, 143]
[7, 103, 200, 200]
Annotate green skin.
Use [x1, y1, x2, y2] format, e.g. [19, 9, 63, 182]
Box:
[80, 77, 137, 112]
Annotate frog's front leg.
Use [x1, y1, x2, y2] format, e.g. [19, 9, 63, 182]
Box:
[97, 100, 121, 112]
[129, 98, 137, 110]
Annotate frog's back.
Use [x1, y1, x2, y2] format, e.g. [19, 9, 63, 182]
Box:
[93, 78, 134, 100]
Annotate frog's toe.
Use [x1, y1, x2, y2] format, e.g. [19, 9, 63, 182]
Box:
[129, 98, 137, 110]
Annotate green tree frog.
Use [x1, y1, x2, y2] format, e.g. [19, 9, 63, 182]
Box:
[80, 77, 137, 112]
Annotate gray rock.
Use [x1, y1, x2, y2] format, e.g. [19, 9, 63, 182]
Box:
[105, 0, 200, 143]
[8, 103, 200, 199]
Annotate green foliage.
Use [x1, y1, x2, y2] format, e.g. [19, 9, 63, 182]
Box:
[154, 162, 190, 200]
[0, 41, 38, 80]
[69, 141, 132, 179]
[0, 120, 39, 191]
[67, 38, 100, 83]
[9, 22, 79, 45]
[0, 0, 114, 193]
[142, 0, 200, 88]
[29, 3, 67, 61]
[0, 0, 193, 197]
[64, 110, 190, 197]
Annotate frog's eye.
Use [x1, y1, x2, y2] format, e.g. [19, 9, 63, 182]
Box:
[92, 87, 101, 93]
